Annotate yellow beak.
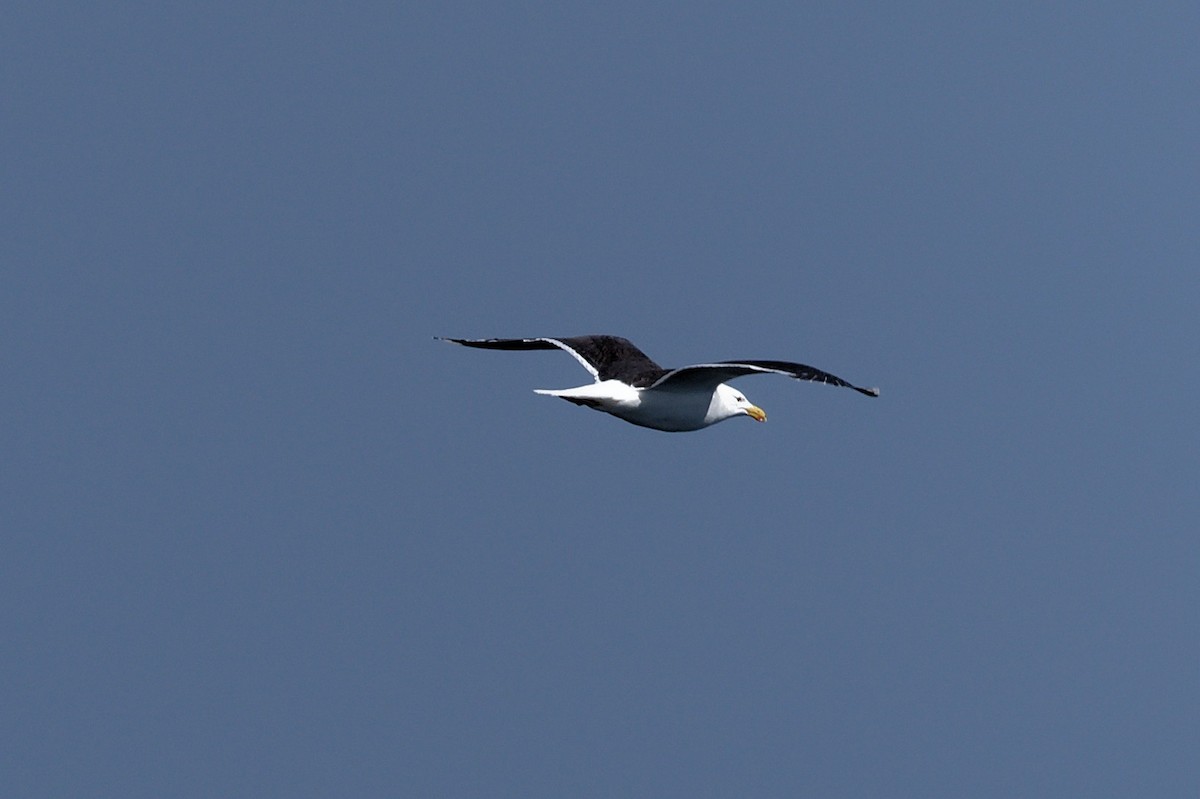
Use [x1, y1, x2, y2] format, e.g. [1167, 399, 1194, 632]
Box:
[746, 405, 766, 422]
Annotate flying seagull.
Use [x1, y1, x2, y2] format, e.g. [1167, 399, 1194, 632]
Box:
[438, 334, 878, 432]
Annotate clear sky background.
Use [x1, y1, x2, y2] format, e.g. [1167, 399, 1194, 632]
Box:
[4, 3, 1197, 797]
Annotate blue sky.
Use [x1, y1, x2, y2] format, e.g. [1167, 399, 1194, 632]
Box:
[4, 3, 1197, 796]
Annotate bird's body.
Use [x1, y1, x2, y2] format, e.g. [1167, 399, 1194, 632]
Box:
[533, 378, 739, 432]
[438, 334, 878, 432]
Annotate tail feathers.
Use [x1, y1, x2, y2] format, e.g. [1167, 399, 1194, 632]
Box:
[534, 388, 601, 408]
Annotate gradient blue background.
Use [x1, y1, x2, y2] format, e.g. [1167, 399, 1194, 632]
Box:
[4, 3, 1197, 796]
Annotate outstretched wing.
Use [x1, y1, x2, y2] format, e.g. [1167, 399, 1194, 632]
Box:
[650, 359, 880, 398]
[437, 335, 667, 385]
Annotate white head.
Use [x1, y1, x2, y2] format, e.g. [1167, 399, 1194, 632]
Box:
[712, 383, 767, 425]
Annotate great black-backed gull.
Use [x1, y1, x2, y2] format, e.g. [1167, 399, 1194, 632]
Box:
[438, 335, 878, 432]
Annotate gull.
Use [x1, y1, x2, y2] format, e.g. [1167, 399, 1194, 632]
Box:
[439, 334, 878, 432]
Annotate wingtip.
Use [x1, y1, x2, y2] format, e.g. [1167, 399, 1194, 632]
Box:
[863, 386, 881, 397]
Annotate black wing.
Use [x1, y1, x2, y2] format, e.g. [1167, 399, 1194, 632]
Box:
[438, 335, 667, 386]
[651, 359, 880, 397]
